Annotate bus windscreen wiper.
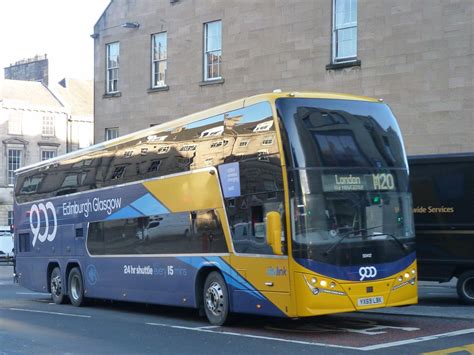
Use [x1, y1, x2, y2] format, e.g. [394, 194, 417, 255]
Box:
[367, 233, 409, 252]
[323, 226, 382, 256]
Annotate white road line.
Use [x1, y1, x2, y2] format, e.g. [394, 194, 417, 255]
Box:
[359, 328, 474, 351]
[16, 292, 51, 296]
[146, 323, 474, 351]
[146, 323, 357, 350]
[9, 308, 91, 319]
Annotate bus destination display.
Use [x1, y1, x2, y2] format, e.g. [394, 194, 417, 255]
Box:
[322, 173, 395, 192]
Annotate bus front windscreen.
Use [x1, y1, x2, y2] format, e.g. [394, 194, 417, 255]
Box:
[276, 98, 415, 268]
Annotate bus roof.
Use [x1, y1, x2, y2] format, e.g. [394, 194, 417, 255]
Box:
[15, 91, 380, 175]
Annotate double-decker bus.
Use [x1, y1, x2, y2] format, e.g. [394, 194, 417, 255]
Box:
[14, 92, 417, 325]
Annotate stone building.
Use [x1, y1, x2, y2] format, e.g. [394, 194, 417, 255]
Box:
[0, 78, 94, 226]
[4, 54, 49, 86]
[93, 0, 473, 155]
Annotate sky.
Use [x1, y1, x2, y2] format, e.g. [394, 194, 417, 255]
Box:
[0, 0, 111, 84]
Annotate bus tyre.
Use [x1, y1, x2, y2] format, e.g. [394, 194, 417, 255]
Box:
[203, 271, 230, 326]
[50, 267, 66, 304]
[457, 270, 474, 305]
[68, 267, 85, 307]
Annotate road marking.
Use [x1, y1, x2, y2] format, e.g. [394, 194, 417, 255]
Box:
[9, 308, 91, 318]
[360, 329, 474, 351]
[422, 343, 474, 354]
[147, 322, 474, 351]
[146, 322, 357, 349]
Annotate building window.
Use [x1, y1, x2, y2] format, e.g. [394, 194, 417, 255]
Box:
[8, 112, 22, 135]
[105, 127, 119, 141]
[42, 116, 55, 136]
[7, 211, 14, 227]
[157, 146, 170, 154]
[332, 0, 357, 63]
[7, 149, 22, 185]
[111, 166, 126, 180]
[262, 137, 274, 146]
[204, 20, 222, 81]
[152, 32, 167, 88]
[179, 144, 197, 152]
[41, 150, 56, 161]
[106, 42, 120, 93]
[147, 160, 161, 173]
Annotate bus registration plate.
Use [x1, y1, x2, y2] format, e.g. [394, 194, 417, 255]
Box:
[357, 296, 384, 306]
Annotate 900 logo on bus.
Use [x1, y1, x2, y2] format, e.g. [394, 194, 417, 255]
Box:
[29, 202, 57, 247]
[358, 266, 377, 281]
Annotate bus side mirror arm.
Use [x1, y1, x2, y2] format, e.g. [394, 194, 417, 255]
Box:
[266, 211, 283, 256]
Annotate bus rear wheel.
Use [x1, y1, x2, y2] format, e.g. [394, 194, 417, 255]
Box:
[50, 267, 66, 304]
[203, 271, 229, 326]
[68, 267, 85, 307]
[457, 270, 474, 305]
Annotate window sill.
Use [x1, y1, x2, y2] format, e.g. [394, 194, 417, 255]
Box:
[199, 78, 225, 87]
[38, 142, 60, 147]
[147, 86, 170, 93]
[326, 60, 361, 71]
[103, 92, 122, 99]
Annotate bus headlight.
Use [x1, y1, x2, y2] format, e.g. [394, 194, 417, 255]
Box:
[404, 272, 410, 279]
[320, 280, 328, 287]
[398, 276, 403, 282]
[311, 277, 317, 284]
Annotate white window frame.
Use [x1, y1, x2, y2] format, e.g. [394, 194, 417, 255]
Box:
[332, 0, 358, 63]
[106, 42, 120, 93]
[42, 116, 55, 137]
[105, 127, 119, 141]
[8, 112, 22, 135]
[7, 149, 22, 186]
[41, 149, 57, 161]
[204, 20, 222, 81]
[151, 32, 167, 88]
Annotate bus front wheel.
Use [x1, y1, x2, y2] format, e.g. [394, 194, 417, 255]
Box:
[68, 267, 85, 307]
[203, 271, 229, 326]
[50, 267, 66, 304]
[457, 270, 474, 305]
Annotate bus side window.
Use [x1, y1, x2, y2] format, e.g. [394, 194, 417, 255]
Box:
[227, 194, 285, 255]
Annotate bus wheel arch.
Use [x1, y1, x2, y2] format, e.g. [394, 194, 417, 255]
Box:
[195, 267, 219, 310]
[68, 266, 86, 307]
[457, 270, 474, 305]
[48, 264, 67, 304]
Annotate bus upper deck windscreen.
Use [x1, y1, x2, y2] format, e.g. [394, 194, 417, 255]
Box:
[276, 98, 415, 274]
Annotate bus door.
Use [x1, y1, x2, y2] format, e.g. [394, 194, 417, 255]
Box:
[219, 101, 290, 315]
[225, 194, 290, 316]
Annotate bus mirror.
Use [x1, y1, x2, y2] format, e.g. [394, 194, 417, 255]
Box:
[266, 211, 283, 255]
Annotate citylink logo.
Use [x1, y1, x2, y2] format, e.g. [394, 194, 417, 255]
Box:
[29, 202, 57, 247]
[358, 266, 377, 281]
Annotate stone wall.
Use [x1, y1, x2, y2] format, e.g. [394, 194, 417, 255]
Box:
[93, 0, 473, 155]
